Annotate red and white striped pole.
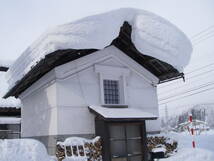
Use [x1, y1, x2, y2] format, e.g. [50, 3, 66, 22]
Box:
[189, 114, 196, 148]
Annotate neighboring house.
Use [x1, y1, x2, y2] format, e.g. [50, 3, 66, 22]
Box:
[0, 102, 21, 139]
[0, 65, 21, 139]
[4, 9, 192, 161]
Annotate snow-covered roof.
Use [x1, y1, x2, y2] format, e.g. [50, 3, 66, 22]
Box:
[89, 105, 157, 120]
[0, 72, 21, 108]
[6, 8, 192, 91]
[0, 98, 21, 108]
[0, 117, 21, 124]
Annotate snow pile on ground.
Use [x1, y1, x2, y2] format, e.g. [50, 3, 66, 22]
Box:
[162, 148, 214, 161]
[6, 8, 192, 90]
[0, 139, 54, 161]
[0, 72, 21, 108]
[160, 131, 214, 161]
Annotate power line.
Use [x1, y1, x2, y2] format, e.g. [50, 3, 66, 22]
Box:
[192, 30, 214, 42]
[159, 80, 214, 101]
[191, 25, 214, 39]
[158, 62, 214, 89]
[186, 62, 214, 74]
[159, 85, 214, 105]
[159, 80, 214, 103]
[193, 33, 214, 46]
[158, 69, 214, 95]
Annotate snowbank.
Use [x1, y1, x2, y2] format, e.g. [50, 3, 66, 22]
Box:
[6, 8, 192, 90]
[155, 131, 214, 161]
[162, 148, 214, 161]
[0, 139, 54, 161]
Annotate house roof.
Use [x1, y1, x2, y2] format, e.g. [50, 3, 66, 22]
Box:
[4, 8, 192, 98]
[0, 107, 21, 117]
[0, 60, 13, 72]
[0, 66, 9, 72]
[88, 105, 157, 121]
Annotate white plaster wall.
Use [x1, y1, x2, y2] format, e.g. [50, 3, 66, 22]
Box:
[55, 46, 160, 134]
[20, 46, 161, 137]
[20, 70, 58, 137]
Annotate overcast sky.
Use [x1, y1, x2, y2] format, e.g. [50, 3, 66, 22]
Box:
[1, 0, 214, 115]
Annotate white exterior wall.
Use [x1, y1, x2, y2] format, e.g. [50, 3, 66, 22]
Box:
[55, 46, 160, 135]
[20, 46, 160, 137]
[20, 70, 58, 137]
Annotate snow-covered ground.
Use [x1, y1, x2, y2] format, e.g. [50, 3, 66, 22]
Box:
[0, 131, 213, 161]
[161, 130, 214, 161]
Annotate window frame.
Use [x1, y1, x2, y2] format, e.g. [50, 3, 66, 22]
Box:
[103, 79, 120, 105]
[95, 64, 130, 106]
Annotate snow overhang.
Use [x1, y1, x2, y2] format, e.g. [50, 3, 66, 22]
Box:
[88, 105, 157, 121]
[4, 8, 192, 98]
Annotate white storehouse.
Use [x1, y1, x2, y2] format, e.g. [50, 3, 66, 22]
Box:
[4, 8, 192, 160]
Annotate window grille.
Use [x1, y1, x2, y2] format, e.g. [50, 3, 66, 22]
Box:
[103, 80, 120, 104]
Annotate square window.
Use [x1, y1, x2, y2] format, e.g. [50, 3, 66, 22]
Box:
[103, 80, 120, 104]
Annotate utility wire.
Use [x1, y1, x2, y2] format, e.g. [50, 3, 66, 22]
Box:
[159, 80, 214, 101]
[192, 30, 214, 41]
[186, 62, 214, 74]
[193, 33, 214, 46]
[158, 69, 214, 95]
[191, 25, 214, 39]
[158, 62, 214, 89]
[159, 85, 214, 105]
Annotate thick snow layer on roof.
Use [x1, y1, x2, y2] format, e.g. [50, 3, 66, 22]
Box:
[0, 72, 21, 108]
[6, 8, 192, 90]
[89, 105, 157, 119]
[0, 117, 21, 124]
[0, 139, 53, 161]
